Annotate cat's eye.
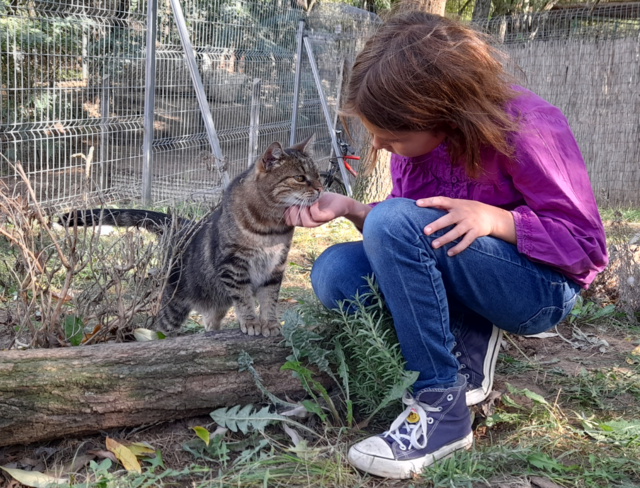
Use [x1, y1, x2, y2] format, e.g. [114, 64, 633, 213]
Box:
[293, 175, 306, 182]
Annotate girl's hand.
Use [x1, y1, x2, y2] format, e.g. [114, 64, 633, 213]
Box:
[417, 197, 516, 256]
[285, 192, 353, 228]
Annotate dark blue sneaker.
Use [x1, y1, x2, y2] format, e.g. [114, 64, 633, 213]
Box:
[347, 375, 473, 479]
[452, 319, 503, 406]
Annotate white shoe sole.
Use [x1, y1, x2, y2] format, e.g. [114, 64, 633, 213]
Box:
[466, 326, 503, 406]
[347, 432, 473, 479]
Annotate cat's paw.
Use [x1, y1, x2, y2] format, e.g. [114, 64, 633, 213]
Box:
[240, 318, 262, 336]
[260, 320, 282, 337]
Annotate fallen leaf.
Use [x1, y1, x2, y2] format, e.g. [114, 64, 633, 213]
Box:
[192, 426, 210, 446]
[0, 466, 67, 488]
[530, 476, 564, 488]
[50, 289, 78, 303]
[87, 450, 117, 463]
[59, 454, 95, 474]
[105, 438, 141, 474]
[81, 324, 102, 344]
[133, 328, 163, 341]
[17, 458, 40, 467]
[283, 424, 302, 447]
[125, 442, 156, 458]
[631, 344, 640, 356]
[481, 390, 504, 418]
[280, 404, 311, 419]
[524, 332, 559, 339]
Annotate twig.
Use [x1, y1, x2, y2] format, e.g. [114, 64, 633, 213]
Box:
[504, 332, 533, 363]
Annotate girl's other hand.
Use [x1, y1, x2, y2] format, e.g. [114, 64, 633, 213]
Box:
[285, 192, 353, 228]
[417, 196, 516, 256]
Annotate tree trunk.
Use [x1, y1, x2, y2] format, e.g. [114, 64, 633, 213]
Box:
[350, 0, 446, 203]
[396, 0, 447, 16]
[0, 330, 328, 447]
[472, 0, 492, 21]
[353, 150, 393, 204]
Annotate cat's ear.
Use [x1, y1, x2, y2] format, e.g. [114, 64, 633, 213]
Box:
[257, 142, 284, 173]
[290, 133, 315, 156]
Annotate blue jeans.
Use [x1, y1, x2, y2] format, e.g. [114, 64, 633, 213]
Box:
[311, 198, 581, 391]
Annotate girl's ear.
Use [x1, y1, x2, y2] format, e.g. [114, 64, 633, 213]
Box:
[257, 142, 284, 173]
[290, 134, 315, 156]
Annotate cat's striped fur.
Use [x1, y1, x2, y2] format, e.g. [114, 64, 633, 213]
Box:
[62, 137, 321, 337]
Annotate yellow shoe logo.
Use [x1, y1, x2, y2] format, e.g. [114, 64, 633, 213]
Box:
[407, 409, 420, 423]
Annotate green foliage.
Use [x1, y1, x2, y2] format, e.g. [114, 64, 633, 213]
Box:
[63, 314, 84, 346]
[599, 207, 640, 223]
[280, 277, 417, 424]
[568, 295, 616, 325]
[238, 350, 298, 409]
[582, 417, 640, 448]
[210, 404, 317, 437]
[330, 276, 418, 419]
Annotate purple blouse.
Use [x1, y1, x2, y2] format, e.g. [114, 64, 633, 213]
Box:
[378, 87, 608, 288]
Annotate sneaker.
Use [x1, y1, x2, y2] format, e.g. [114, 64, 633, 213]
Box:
[452, 320, 503, 406]
[347, 375, 473, 479]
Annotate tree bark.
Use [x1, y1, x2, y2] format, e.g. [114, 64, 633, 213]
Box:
[353, 150, 393, 204]
[472, 0, 492, 21]
[396, 0, 447, 16]
[0, 330, 328, 447]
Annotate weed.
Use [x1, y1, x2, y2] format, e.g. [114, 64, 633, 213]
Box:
[599, 207, 640, 223]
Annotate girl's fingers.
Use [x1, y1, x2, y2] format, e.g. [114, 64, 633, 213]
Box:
[417, 196, 452, 209]
[284, 207, 298, 226]
[299, 207, 322, 228]
[431, 224, 467, 249]
[446, 231, 478, 256]
[423, 212, 457, 235]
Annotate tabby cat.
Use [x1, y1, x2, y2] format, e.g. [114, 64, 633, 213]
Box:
[62, 137, 321, 337]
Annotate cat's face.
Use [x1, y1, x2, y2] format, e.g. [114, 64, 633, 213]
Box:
[255, 136, 323, 208]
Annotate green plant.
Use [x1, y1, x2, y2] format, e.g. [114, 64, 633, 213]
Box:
[330, 277, 418, 421]
[568, 295, 616, 325]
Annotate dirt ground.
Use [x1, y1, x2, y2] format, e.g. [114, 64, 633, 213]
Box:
[1, 313, 638, 487]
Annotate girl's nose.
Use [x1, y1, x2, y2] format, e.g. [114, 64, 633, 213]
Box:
[371, 136, 385, 151]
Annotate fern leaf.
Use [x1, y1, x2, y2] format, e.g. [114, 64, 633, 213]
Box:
[210, 404, 319, 437]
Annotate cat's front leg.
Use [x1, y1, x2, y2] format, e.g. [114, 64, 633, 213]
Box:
[256, 273, 284, 337]
[230, 286, 262, 336]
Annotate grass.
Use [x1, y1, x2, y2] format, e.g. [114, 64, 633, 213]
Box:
[2, 208, 640, 487]
[599, 207, 640, 224]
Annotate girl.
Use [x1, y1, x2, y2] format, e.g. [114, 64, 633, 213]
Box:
[285, 11, 607, 480]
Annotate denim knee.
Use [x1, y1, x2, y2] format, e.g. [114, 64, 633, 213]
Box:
[310, 241, 372, 310]
[363, 198, 444, 254]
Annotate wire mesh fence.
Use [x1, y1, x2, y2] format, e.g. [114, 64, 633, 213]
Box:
[476, 3, 640, 208]
[1, 1, 638, 208]
[0, 0, 380, 208]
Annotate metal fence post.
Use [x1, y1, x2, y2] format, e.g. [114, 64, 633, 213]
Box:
[141, 0, 158, 205]
[100, 74, 111, 192]
[303, 36, 352, 197]
[248, 78, 261, 167]
[289, 19, 305, 146]
[169, 0, 230, 188]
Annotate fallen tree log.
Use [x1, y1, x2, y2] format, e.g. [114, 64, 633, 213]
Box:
[0, 329, 326, 447]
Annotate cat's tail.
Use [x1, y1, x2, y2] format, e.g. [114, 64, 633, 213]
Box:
[59, 209, 190, 235]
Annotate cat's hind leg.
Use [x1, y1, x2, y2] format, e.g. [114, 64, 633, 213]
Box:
[201, 306, 230, 331]
[156, 293, 192, 332]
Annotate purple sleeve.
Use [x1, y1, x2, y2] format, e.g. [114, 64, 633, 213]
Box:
[368, 152, 404, 208]
[508, 112, 608, 288]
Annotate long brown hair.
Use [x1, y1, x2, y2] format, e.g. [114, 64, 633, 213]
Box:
[342, 11, 519, 177]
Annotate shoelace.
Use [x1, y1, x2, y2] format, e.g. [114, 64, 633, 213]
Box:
[383, 391, 442, 451]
